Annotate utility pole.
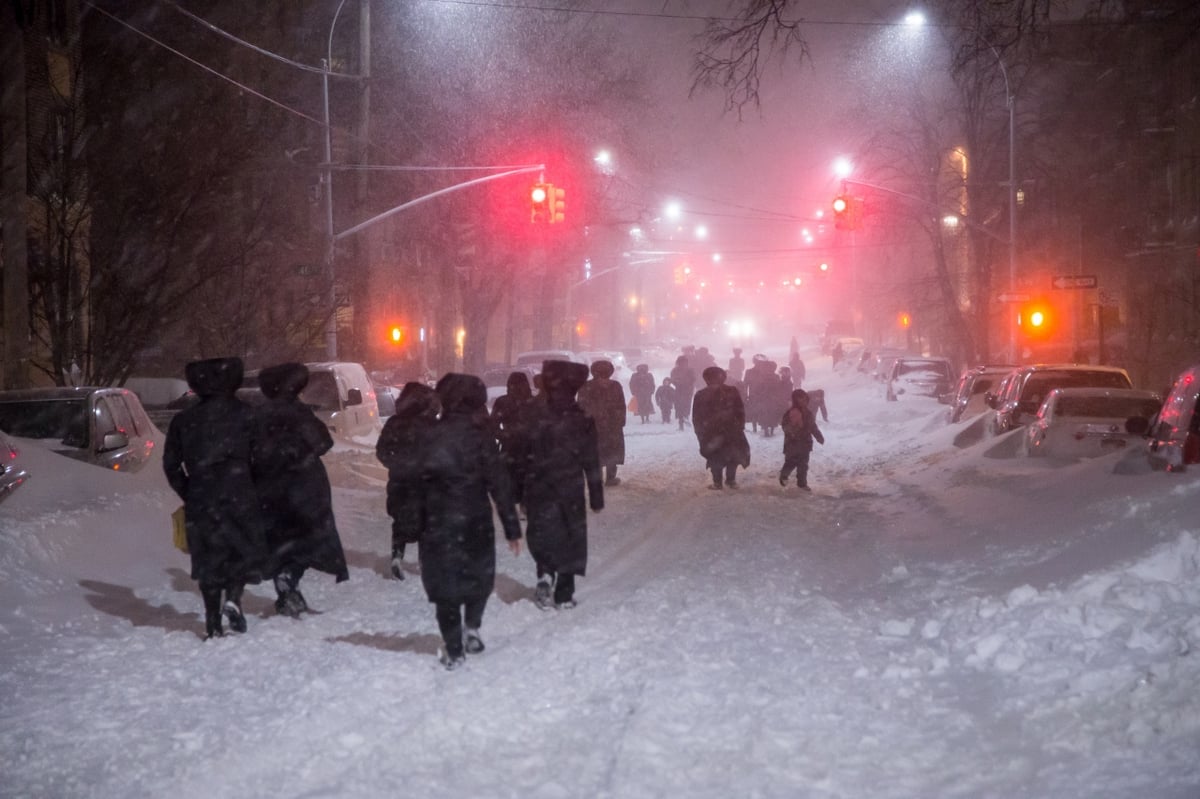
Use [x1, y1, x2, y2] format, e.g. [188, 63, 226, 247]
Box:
[1, 5, 31, 389]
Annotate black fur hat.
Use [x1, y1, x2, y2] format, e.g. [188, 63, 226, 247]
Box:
[258, 362, 309, 399]
[184, 357, 243, 398]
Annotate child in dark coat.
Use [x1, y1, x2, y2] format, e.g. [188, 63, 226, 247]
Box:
[779, 388, 825, 491]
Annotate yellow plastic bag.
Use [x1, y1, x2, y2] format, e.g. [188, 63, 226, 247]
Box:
[171, 506, 189, 554]
[628, 396, 638, 414]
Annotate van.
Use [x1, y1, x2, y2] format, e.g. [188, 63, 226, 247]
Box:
[244, 361, 381, 440]
[513, 350, 584, 369]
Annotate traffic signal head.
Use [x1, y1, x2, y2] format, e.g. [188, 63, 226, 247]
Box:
[833, 195, 852, 230]
[1019, 300, 1054, 338]
[530, 183, 549, 222]
[388, 325, 404, 344]
[548, 185, 566, 224]
[898, 312, 911, 329]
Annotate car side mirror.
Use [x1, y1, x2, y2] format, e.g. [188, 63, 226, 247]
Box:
[345, 388, 363, 407]
[100, 431, 129, 452]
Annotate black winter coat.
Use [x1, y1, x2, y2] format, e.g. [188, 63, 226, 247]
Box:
[164, 394, 269, 586]
[252, 397, 349, 581]
[629, 370, 656, 415]
[377, 413, 434, 546]
[691, 384, 751, 469]
[577, 376, 626, 465]
[669, 365, 696, 418]
[523, 401, 603, 576]
[781, 405, 825, 456]
[419, 411, 522, 604]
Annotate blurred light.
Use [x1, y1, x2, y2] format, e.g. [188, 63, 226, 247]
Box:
[694, 225, 708, 239]
[833, 156, 854, 178]
[942, 215, 960, 228]
[628, 295, 640, 308]
[711, 253, 722, 263]
[664, 201, 682, 220]
[904, 10, 926, 26]
[629, 226, 642, 239]
[815, 209, 825, 219]
[793, 277, 802, 286]
[594, 150, 611, 166]
[819, 262, 829, 272]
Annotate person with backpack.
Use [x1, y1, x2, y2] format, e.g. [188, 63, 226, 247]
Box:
[780, 388, 826, 491]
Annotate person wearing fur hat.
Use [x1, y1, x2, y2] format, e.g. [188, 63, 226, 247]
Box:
[163, 357, 269, 639]
[780, 388, 825, 490]
[376, 382, 441, 580]
[489, 371, 538, 515]
[252, 362, 350, 616]
[523, 360, 604, 609]
[628, 364, 656, 424]
[577, 359, 627, 487]
[691, 366, 751, 490]
[422, 373, 522, 669]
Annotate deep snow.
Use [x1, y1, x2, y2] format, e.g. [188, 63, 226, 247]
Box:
[2, 351, 1198, 799]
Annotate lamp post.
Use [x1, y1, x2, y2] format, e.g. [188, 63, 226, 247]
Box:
[321, 0, 351, 360]
[904, 13, 1018, 361]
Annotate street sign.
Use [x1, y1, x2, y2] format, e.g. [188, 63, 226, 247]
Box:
[997, 293, 1029, 303]
[1052, 274, 1098, 289]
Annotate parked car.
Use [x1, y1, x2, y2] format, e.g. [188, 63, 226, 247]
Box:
[243, 361, 381, 439]
[947, 364, 1018, 423]
[1023, 387, 1162, 459]
[1, 429, 31, 503]
[885, 357, 955, 402]
[989, 364, 1133, 435]
[1134, 362, 1200, 472]
[862, 348, 908, 381]
[0, 387, 160, 472]
[513, 349, 584, 369]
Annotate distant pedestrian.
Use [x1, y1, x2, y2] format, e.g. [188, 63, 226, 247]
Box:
[489, 371, 538, 514]
[377, 381, 441, 580]
[421, 373, 522, 670]
[691, 366, 751, 490]
[832, 341, 845, 368]
[780, 388, 825, 491]
[655, 378, 676, 424]
[163, 357, 269, 639]
[629, 364, 656, 424]
[669, 355, 696, 430]
[252, 362, 350, 616]
[577, 359, 627, 486]
[727, 348, 746, 383]
[789, 352, 806, 386]
[524, 360, 604, 610]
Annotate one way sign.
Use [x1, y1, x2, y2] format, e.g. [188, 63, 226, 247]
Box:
[1052, 274, 1098, 289]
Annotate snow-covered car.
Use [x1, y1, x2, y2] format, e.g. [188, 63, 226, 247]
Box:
[0, 429, 31, 503]
[885, 357, 955, 402]
[0, 387, 160, 472]
[1023, 387, 1162, 459]
[1136, 361, 1200, 472]
[990, 364, 1133, 435]
[947, 364, 1018, 423]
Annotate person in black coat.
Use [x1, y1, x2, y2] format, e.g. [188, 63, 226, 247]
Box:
[523, 360, 604, 609]
[628, 364, 656, 424]
[654, 378, 675, 424]
[163, 357, 269, 639]
[376, 381, 440, 580]
[780, 388, 825, 490]
[252, 362, 350, 617]
[577, 359, 626, 486]
[489, 371, 537, 512]
[669, 355, 696, 430]
[691, 366, 751, 490]
[422, 373, 523, 670]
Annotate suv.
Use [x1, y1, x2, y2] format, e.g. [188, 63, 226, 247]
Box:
[989, 364, 1132, 435]
[946, 364, 1017, 423]
[1139, 362, 1200, 471]
[0, 387, 160, 472]
[885, 357, 955, 402]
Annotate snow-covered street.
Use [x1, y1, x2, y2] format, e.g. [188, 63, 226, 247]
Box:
[2, 353, 1198, 798]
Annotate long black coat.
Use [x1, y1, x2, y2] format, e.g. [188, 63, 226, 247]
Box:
[628, 370, 656, 418]
[377, 416, 436, 547]
[669, 364, 696, 418]
[252, 397, 349, 581]
[420, 411, 522, 604]
[577, 376, 626, 466]
[523, 402, 604, 576]
[489, 390, 537, 505]
[163, 365, 269, 587]
[691, 384, 751, 469]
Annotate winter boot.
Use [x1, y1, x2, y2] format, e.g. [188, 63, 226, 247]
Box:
[201, 585, 224, 639]
[440, 650, 466, 671]
[390, 545, 405, 580]
[223, 584, 247, 634]
[534, 573, 555, 610]
[464, 627, 485, 654]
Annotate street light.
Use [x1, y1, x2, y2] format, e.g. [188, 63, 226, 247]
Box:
[904, 11, 1017, 361]
[321, 0, 351, 360]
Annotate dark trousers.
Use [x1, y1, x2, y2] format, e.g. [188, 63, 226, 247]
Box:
[659, 406, 672, 423]
[780, 451, 812, 486]
[436, 598, 487, 658]
[199, 582, 243, 637]
[710, 462, 738, 487]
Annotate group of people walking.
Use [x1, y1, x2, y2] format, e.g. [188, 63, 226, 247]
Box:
[165, 344, 823, 666]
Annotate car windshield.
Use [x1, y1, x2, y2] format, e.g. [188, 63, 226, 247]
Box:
[1025, 371, 1130, 401]
[898, 362, 949, 378]
[1056, 396, 1161, 419]
[0, 399, 89, 445]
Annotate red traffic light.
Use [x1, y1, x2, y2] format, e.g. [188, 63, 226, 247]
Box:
[1019, 300, 1054, 338]
[832, 196, 848, 214]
